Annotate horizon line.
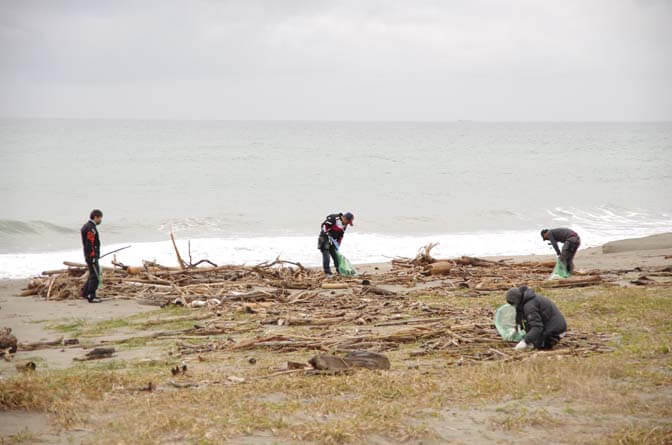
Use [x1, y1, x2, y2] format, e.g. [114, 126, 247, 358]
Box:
[1, 116, 671, 124]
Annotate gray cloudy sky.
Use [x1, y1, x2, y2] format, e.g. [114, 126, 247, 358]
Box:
[1, 0, 670, 121]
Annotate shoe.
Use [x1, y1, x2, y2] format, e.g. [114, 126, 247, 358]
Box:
[87, 297, 102, 303]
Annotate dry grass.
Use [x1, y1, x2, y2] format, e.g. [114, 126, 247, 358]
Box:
[0, 430, 40, 445]
[47, 305, 194, 337]
[1, 286, 670, 444]
[599, 425, 672, 445]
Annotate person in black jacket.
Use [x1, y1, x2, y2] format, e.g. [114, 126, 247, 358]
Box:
[506, 286, 567, 350]
[80, 209, 103, 303]
[541, 228, 581, 274]
[317, 212, 354, 275]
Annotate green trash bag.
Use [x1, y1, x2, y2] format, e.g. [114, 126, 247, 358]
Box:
[336, 251, 357, 276]
[549, 257, 570, 279]
[494, 304, 525, 342]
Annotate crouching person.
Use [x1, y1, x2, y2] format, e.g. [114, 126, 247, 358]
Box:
[505, 286, 567, 351]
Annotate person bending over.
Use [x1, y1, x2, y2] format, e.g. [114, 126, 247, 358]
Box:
[317, 212, 354, 275]
[81, 209, 103, 303]
[541, 228, 581, 274]
[506, 286, 567, 350]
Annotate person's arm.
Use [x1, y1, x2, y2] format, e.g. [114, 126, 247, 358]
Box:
[321, 215, 336, 234]
[549, 232, 561, 256]
[329, 226, 344, 245]
[94, 230, 101, 260]
[523, 303, 544, 346]
[84, 227, 97, 262]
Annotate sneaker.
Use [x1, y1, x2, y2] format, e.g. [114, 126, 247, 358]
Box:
[87, 297, 102, 304]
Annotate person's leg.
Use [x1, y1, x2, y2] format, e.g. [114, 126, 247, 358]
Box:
[560, 242, 571, 272]
[83, 262, 96, 298]
[566, 237, 580, 274]
[321, 249, 333, 275]
[87, 262, 100, 301]
[540, 333, 560, 350]
[538, 325, 566, 349]
[329, 246, 340, 274]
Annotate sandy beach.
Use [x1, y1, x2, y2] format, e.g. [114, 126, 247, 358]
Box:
[1, 233, 671, 443]
[356, 232, 672, 273]
[3, 233, 671, 345]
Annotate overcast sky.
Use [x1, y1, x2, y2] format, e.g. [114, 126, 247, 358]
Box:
[0, 0, 670, 121]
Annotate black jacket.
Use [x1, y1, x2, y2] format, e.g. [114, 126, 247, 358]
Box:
[81, 220, 100, 262]
[515, 286, 567, 346]
[318, 213, 347, 249]
[547, 228, 579, 256]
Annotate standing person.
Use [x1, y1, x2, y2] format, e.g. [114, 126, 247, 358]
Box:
[506, 286, 567, 350]
[81, 209, 103, 303]
[541, 228, 581, 274]
[317, 212, 354, 276]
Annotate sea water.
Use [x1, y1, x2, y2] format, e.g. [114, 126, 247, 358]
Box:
[1, 119, 670, 278]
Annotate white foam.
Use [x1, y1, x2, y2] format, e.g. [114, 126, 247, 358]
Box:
[1, 225, 670, 279]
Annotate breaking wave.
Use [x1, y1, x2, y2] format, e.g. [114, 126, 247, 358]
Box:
[0, 219, 76, 235]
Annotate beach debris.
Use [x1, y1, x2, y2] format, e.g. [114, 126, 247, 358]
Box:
[321, 282, 349, 290]
[15, 361, 37, 373]
[0, 328, 18, 361]
[171, 363, 188, 376]
[0, 328, 18, 351]
[74, 347, 116, 361]
[18, 336, 81, 351]
[139, 382, 155, 392]
[13, 238, 661, 371]
[309, 355, 350, 370]
[169, 380, 199, 389]
[309, 351, 390, 371]
[22, 227, 661, 306]
[287, 361, 308, 370]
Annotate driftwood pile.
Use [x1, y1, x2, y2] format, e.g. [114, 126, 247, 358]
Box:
[391, 243, 672, 291]
[173, 291, 615, 366]
[22, 238, 666, 306]
[20, 256, 323, 305]
[390, 243, 607, 291]
[14, 241, 669, 369]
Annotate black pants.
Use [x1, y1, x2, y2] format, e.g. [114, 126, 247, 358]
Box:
[560, 236, 581, 274]
[82, 261, 100, 299]
[535, 328, 566, 350]
[321, 246, 339, 275]
[534, 317, 568, 350]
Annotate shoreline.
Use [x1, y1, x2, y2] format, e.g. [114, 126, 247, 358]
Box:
[349, 232, 672, 275]
[2, 232, 671, 284]
[3, 230, 672, 280]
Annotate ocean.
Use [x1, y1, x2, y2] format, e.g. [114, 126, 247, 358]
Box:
[1, 119, 671, 278]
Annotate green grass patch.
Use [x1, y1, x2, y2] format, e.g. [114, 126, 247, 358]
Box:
[47, 306, 200, 338]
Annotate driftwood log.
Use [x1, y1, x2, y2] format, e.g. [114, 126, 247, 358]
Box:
[309, 351, 390, 371]
[0, 328, 18, 353]
[74, 347, 115, 361]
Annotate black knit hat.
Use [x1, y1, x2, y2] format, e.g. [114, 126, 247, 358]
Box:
[506, 287, 523, 306]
